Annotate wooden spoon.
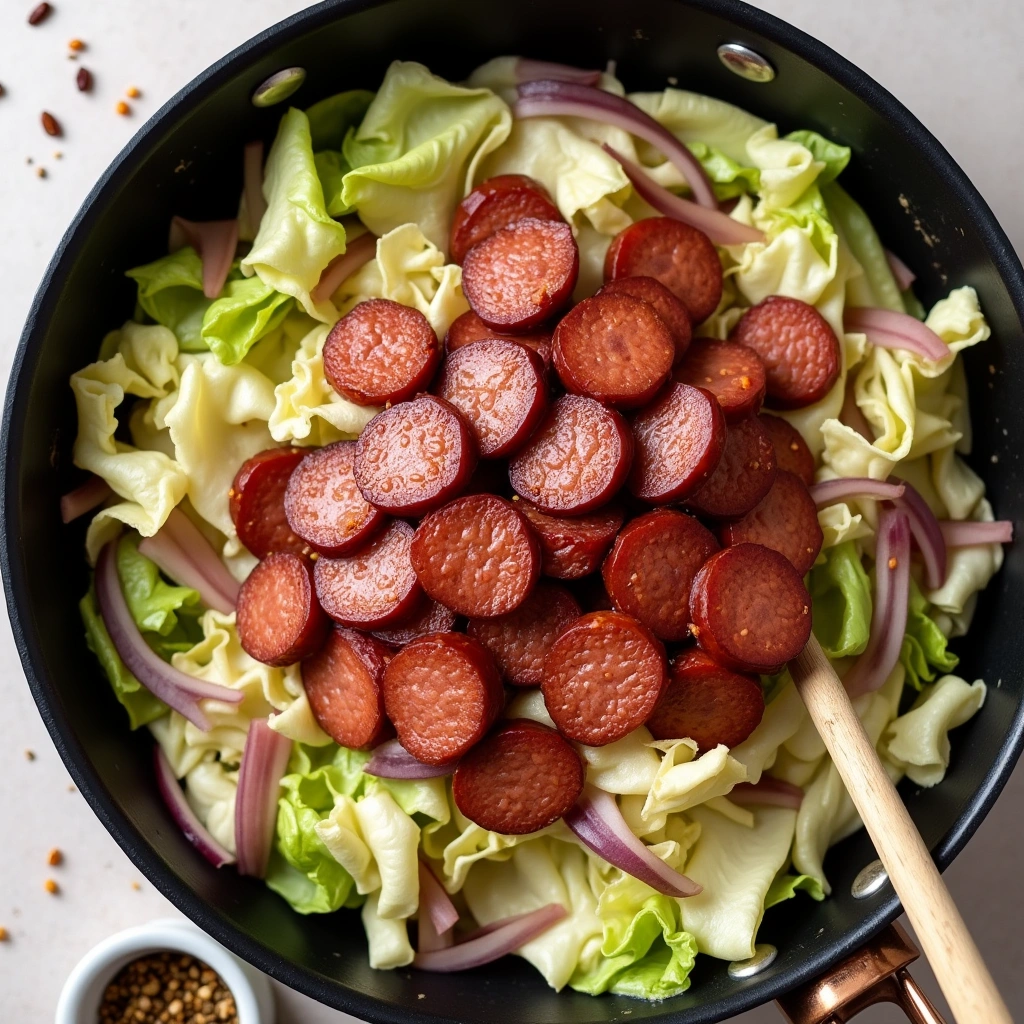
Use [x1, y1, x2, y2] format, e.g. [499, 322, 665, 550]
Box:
[789, 634, 1011, 1024]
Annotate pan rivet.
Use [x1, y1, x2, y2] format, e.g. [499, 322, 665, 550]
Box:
[851, 859, 890, 899]
[717, 43, 776, 83]
[728, 943, 777, 979]
[252, 67, 307, 107]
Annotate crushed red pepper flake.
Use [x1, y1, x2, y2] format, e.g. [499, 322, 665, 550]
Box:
[47, 848, 63, 866]
[41, 111, 61, 136]
[68, 37, 85, 50]
[888, 556, 898, 569]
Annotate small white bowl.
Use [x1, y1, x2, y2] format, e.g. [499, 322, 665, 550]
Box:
[55, 917, 276, 1024]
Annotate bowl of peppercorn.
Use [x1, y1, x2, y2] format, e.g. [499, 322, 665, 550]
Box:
[55, 918, 274, 1024]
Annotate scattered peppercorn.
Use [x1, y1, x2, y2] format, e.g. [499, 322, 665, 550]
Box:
[126, 86, 141, 98]
[41, 111, 61, 136]
[116, 100, 130, 116]
[43, 878, 58, 893]
[27, 2, 52, 26]
[98, 953, 238, 1024]
[25, 749, 35, 760]
[47, 848, 62, 866]
[36, 167, 47, 178]
[76, 67, 92, 92]
[0, 927, 9, 942]
[53, 150, 62, 159]
[68, 37, 84, 50]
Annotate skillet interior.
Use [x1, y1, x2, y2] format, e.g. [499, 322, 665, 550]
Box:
[3, 1, 1024, 1021]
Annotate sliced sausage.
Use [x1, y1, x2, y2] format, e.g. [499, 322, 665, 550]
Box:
[381, 632, 503, 765]
[759, 413, 815, 487]
[689, 543, 812, 674]
[322, 298, 441, 406]
[302, 627, 393, 749]
[450, 174, 563, 265]
[604, 217, 723, 323]
[354, 395, 477, 516]
[467, 582, 581, 686]
[452, 720, 585, 834]
[647, 648, 764, 750]
[597, 275, 692, 364]
[685, 415, 776, 520]
[730, 295, 841, 409]
[719, 470, 823, 575]
[517, 501, 624, 580]
[314, 520, 422, 629]
[509, 395, 633, 515]
[629, 382, 726, 505]
[552, 293, 675, 409]
[674, 339, 766, 422]
[410, 494, 540, 618]
[434, 339, 548, 458]
[284, 441, 387, 557]
[602, 510, 719, 642]
[230, 447, 307, 559]
[237, 552, 327, 667]
[444, 310, 553, 368]
[462, 218, 579, 331]
[370, 597, 457, 646]
[542, 611, 667, 746]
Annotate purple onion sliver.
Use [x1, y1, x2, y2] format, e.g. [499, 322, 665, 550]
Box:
[729, 778, 804, 810]
[418, 861, 459, 942]
[154, 746, 234, 867]
[515, 58, 602, 87]
[939, 520, 1014, 547]
[95, 542, 242, 731]
[891, 479, 946, 590]
[365, 738, 456, 779]
[169, 217, 238, 299]
[311, 231, 377, 305]
[242, 141, 267, 239]
[413, 904, 566, 972]
[844, 307, 949, 363]
[884, 249, 916, 291]
[60, 475, 113, 523]
[809, 477, 906, 509]
[513, 80, 717, 209]
[138, 532, 235, 616]
[563, 787, 702, 897]
[160, 508, 240, 610]
[234, 718, 292, 878]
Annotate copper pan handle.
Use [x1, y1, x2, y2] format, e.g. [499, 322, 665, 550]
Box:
[776, 923, 947, 1024]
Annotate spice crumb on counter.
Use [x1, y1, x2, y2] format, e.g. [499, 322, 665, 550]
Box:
[116, 101, 130, 116]
[24, 749, 35, 760]
[126, 85, 141, 98]
[41, 111, 61, 137]
[43, 878, 58, 893]
[0, 927, 8, 942]
[131, 880, 141, 890]
[68, 37, 85, 51]
[76, 67, 93, 92]
[27, 3, 52, 26]
[47, 847, 62, 866]
[36, 167, 47, 179]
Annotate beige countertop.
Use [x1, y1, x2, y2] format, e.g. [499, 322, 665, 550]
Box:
[1, 1, 1021, 1020]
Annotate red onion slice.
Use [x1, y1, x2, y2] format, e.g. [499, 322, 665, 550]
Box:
[242, 140, 267, 239]
[810, 478, 906, 508]
[885, 249, 916, 291]
[365, 738, 456, 779]
[939, 520, 1014, 547]
[169, 216, 239, 299]
[311, 231, 377, 305]
[61, 475, 113, 523]
[153, 745, 235, 867]
[891, 479, 947, 589]
[234, 718, 292, 878]
[95, 542, 243, 730]
[513, 80, 717, 210]
[413, 904, 566, 972]
[602, 144, 764, 245]
[515, 59, 602, 87]
[418, 860, 459, 953]
[844, 307, 949, 363]
[843, 507, 912, 699]
[563, 786, 702, 897]
[729, 778, 804, 810]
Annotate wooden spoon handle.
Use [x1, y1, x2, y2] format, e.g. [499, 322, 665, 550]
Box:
[789, 634, 1011, 1024]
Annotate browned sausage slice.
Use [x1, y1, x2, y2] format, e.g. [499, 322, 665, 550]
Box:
[685, 415, 777, 520]
[674, 339, 766, 422]
[462, 218, 579, 331]
[597, 275, 692, 365]
[730, 296, 841, 409]
[719, 470, 823, 575]
[759, 413, 815, 487]
[509, 395, 633, 515]
[452, 720, 585, 834]
[542, 610, 667, 746]
[450, 174, 563, 265]
[381, 632, 503, 765]
[604, 217, 723, 323]
[284, 441, 387, 557]
[237, 552, 327, 666]
[517, 502, 624, 580]
[602, 509, 719, 642]
[434, 339, 548, 458]
[370, 597, 457, 646]
[354, 395, 477, 516]
[302, 627, 393, 749]
[322, 298, 441, 407]
[467, 582, 580, 686]
[314, 520, 422, 629]
[552, 293, 675, 409]
[689, 543, 812, 674]
[647, 648, 764, 750]
[629, 382, 726, 505]
[410, 494, 540, 618]
[230, 447, 308, 559]
[444, 310, 553, 368]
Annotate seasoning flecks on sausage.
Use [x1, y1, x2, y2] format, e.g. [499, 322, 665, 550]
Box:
[517, 501, 625, 580]
[674, 339, 767, 423]
[444, 310, 553, 368]
[597, 275, 692, 365]
[758, 413, 816, 487]
[230, 447, 308, 559]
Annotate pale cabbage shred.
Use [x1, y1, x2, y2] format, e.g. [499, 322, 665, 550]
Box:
[69, 57, 996, 994]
